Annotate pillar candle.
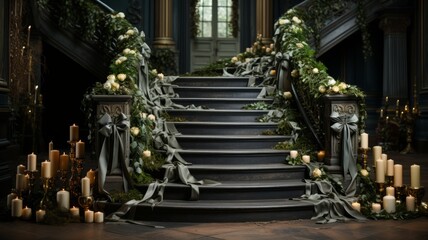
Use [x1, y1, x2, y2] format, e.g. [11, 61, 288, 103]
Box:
[372, 203, 381, 213]
[15, 173, 25, 191]
[27, 153, 37, 171]
[302, 155, 310, 164]
[393, 164, 403, 187]
[381, 154, 387, 175]
[351, 202, 361, 212]
[36, 209, 46, 223]
[41, 160, 51, 178]
[360, 133, 368, 148]
[410, 164, 420, 188]
[21, 206, 32, 220]
[49, 141, 53, 152]
[17, 164, 25, 174]
[406, 195, 415, 212]
[70, 206, 80, 219]
[81, 176, 90, 197]
[372, 146, 382, 167]
[56, 189, 70, 212]
[386, 186, 395, 196]
[85, 210, 94, 223]
[376, 159, 385, 183]
[383, 195, 396, 213]
[386, 159, 394, 176]
[76, 140, 85, 159]
[70, 124, 79, 142]
[94, 211, 104, 223]
[7, 192, 17, 209]
[86, 169, 95, 185]
[49, 150, 60, 177]
[11, 197, 22, 217]
[59, 152, 69, 171]
[290, 150, 298, 159]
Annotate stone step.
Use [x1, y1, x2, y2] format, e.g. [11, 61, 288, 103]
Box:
[170, 97, 273, 109]
[171, 76, 253, 87]
[176, 149, 289, 164]
[140, 179, 308, 200]
[173, 86, 264, 98]
[170, 121, 278, 135]
[175, 134, 289, 149]
[164, 109, 270, 122]
[186, 163, 306, 181]
[97, 199, 314, 222]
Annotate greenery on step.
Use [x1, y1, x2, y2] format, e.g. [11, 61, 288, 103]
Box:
[242, 102, 272, 110]
[109, 189, 144, 203]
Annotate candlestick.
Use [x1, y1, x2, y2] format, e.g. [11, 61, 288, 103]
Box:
[407, 186, 425, 211]
[393, 164, 403, 187]
[49, 149, 60, 177]
[70, 124, 79, 142]
[372, 146, 382, 168]
[359, 147, 370, 169]
[381, 154, 387, 175]
[376, 159, 385, 183]
[78, 195, 94, 211]
[410, 164, 420, 188]
[376, 182, 386, 202]
[360, 133, 368, 149]
[76, 140, 85, 159]
[40, 177, 52, 210]
[394, 185, 406, 204]
[27, 153, 37, 171]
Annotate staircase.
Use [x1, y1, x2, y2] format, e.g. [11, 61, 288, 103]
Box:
[109, 76, 315, 222]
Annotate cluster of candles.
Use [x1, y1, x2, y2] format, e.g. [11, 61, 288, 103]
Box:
[353, 133, 421, 214]
[6, 124, 104, 223]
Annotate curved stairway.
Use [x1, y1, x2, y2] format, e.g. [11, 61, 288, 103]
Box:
[107, 76, 315, 222]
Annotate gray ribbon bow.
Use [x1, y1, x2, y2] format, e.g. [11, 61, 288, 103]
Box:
[330, 112, 358, 196]
[97, 112, 131, 199]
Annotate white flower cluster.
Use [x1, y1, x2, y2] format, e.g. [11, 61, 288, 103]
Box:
[111, 12, 125, 19]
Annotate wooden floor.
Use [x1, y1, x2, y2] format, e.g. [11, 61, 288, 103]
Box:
[1, 151, 427, 239]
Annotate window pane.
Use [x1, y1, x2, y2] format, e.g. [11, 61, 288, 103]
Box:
[218, 7, 227, 21]
[217, 22, 227, 38]
[201, 22, 212, 37]
[202, 7, 212, 21]
[218, 0, 227, 6]
[200, 0, 212, 6]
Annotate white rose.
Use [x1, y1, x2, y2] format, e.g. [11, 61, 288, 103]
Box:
[283, 91, 292, 99]
[103, 82, 112, 90]
[360, 169, 369, 177]
[265, 47, 271, 53]
[296, 43, 304, 48]
[148, 114, 156, 121]
[292, 16, 301, 24]
[126, 29, 134, 35]
[111, 82, 120, 91]
[157, 73, 164, 80]
[107, 74, 116, 82]
[231, 56, 238, 63]
[123, 48, 131, 54]
[117, 12, 125, 18]
[327, 77, 336, 86]
[312, 68, 319, 74]
[332, 85, 340, 93]
[291, 69, 299, 78]
[136, 167, 142, 174]
[140, 112, 147, 119]
[279, 18, 287, 25]
[129, 50, 136, 55]
[143, 150, 151, 158]
[151, 69, 158, 75]
[338, 82, 348, 90]
[118, 35, 125, 41]
[130, 127, 140, 136]
[313, 168, 322, 178]
[134, 161, 140, 168]
[117, 73, 127, 81]
[318, 85, 326, 93]
[119, 56, 127, 62]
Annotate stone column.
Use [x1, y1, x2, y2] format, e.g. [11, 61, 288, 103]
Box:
[153, 0, 175, 49]
[379, 14, 410, 103]
[256, 0, 273, 45]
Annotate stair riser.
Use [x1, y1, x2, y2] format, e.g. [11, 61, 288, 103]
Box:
[178, 152, 286, 164]
[172, 77, 251, 87]
[171, 99, 272, 109]
[189, 169, 306, 181]
[174, 88, 262, 98]
[165, 111, 267, 122]
[176, 138, 287, 149]
[172, 124, 278, 135]
[161, 186, 306, 200]
[130, 205, 314, 222]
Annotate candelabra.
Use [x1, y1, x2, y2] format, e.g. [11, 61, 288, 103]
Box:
[376, 182, 386, 203]
[59, 169, 68, 190]
[407, 186, 425, 211]
[386, 176, 394, 187]
[68, 141, 84, 203]
[24, 170, 38, 202]
[394, 185, 406, 204]
[40, 177, 51, 210]
[78, 195, 94, 211]
[359, 147, 370, 169]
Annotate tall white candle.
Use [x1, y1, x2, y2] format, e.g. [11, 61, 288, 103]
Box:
[86, 169, 95, 185]
[11, 197, 22, 217]
[410, 164, 420, 188]
[76, 140, 85, 158]
[381, 154, 387, 175]
[386, 159, 394, 176]
[70, 124, 79, 142]
[59, 152, 69, 171]
[81, 176, 90, 197]
[41, 160, 51, 178]
[360, 133, 368, 148]
[15, 173, 25, 191]
[383, 195, 396, 213]
[85, 210, 94, 223]
[7, 192, 17, 209]
[56, 189, 70, 212]
[17, 164, 25, 174]
[49, 150, 60, 177]
[49, 141, 53, 152]
[406, 195, 415, 212]
[27, 153, 37, 171]
[393, 164, 403, 187]
[372, 146, 382, 167]
[376, 159, 385, 183]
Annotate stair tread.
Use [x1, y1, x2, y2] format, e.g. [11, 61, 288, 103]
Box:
[177, 149, 288, 154]
[166, 179, 306, 188]
[175, 134, 287, 139]
[187, 163, 302, 170]
[173, 86, 264, 90]
[139, 198, 313, 209]
[171, 97, 273, 101]
[170, 121, 278, 126]
[166, 109, 271, 113]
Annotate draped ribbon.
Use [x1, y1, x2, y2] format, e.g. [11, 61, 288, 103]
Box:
[97, 112, 131, 199]
[330, 112, 359, 196]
